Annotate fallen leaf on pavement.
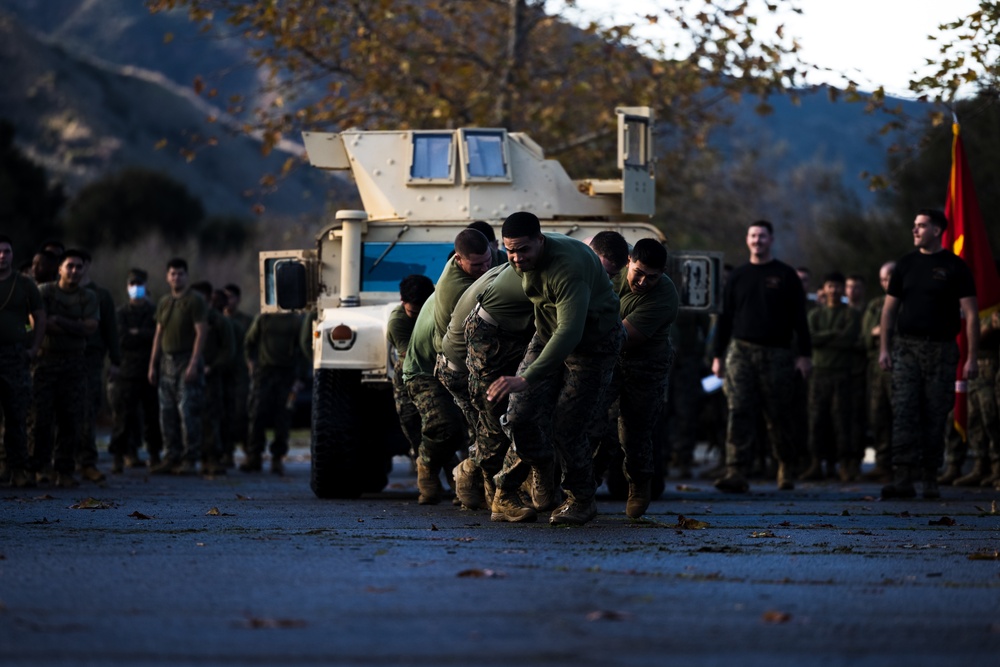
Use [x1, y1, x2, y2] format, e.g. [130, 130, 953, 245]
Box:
[675, 485, 699, 492]
[206, 507, 220, 516]
[928, 516, 956, 526]
[244, 616, 308, 629]
[70, 498, 114, 509]
[457, 568, 505, 578]
[967, 550, 1000, 561]
[128, 511, 153, 520]
[586, 610, 633, 622]
[674, 515, 709, 530]
[751, 531, 777, 538]
[761, 610, 792, 624]
[235, 494, 252, 501]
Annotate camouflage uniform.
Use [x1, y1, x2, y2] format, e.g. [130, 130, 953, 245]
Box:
[200, 307, 235, 466]
[861, 295, 892, 470]
[890, 337, 958, 470]
[155, 290, 208, 465]
[387, 304, 421, 454]
[80, 282, 121, 469]
[806, 302, 862, 471]
[30, 282, 99, 474]
[245, 312, 303, 464]
[108, 299, 162, 462]
[963, 320, 1000, 479]
[221, 309, 253, 463]
[0, 273, 43, 473]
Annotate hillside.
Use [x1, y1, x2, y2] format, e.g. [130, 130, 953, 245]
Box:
[0, 10, 349, 218]
[0, 0, 925, 215]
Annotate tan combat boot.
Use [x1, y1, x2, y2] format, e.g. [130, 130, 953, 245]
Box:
[490, 489, 537, 522]
[953, 460, 985, 487]
[776, 463, 794, 490]
[922, 468, 941, 500]
[714, 466, 749, 493]
[797, 458, 824, 482]
[880, 466, 916, 499]
[979, 461, 1000, 487]
[936, 463, 963, 485]
[416, 461, 443, 505]
[625, 479, 652, 518]
[549, 494, 598, 525]
[530, 462, 561, 512]
[452, 458, 486, 510]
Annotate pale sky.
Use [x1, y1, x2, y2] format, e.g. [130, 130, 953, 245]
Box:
[554, 0, 982, 99]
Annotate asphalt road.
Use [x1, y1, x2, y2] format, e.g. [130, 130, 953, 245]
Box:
[2, 446, 999, 667]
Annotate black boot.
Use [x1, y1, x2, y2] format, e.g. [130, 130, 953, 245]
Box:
[881, 465, 916, 499]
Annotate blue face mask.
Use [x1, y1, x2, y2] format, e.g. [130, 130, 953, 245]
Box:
[127, 284, 146, 300]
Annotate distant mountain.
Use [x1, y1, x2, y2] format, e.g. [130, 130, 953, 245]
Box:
[0, 7, 347, 218]
[0, 0, 923, 215]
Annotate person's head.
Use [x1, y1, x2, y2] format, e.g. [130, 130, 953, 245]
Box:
[627, 238, 667, 295]
[466, 221, 497, 249]
[501, 211, 544, 272]
[40, 239, 65, 259]
[453, 228, 492, 279]
[845, 274, 865, 306]
[820, 271, 846, 307]
[796, 266, 811, 292]
[913, 209, 947, 252]
[746, 220, 774, 263]
[589, 231, 630, 279]
[211, 289, 229, 311]
[127, 268, 148, 301]
[77, 248, 93, 282]
[0, 234, 13, 277]
[223, 283, 242, 312]
[879, 261, 895, 293]
[399, 274, 435, 319]
[31, 250, 59, 284]
[166, 257, 189, 292]
[58, 249, 87, 288]
[189, 280, 213, 302]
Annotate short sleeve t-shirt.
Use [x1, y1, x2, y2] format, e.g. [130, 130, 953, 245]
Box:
[155, 291, 208, 354]
[39, 282, 100, 353]
[615, 270, 679, 362]
[0, 273, 42, 346]
[888, 250, 976, 340]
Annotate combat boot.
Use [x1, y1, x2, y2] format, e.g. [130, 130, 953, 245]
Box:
[173, 460, 198, 476]
[55, 472, 80, 488]
[530, 462, 561, 512]
[490, 489, 537, 522]
[921, 468, 941, 500]
[11, 468, 36, 489]
[863, 464, 892, 484]
[880, 466, 916, 499]
[203, 459, 228, 477]
[80, 465, 106, 484]
[979, 461, 1000, 487]
[270, 457, 284, 476]
[150, 458, 179, 475]
[453, 458, 486, 510]
[776, 463, 794, 490]
[953, 460, 985, 487]
[797, 458, 824, 482]
[625, 479, 652, 518]
[238, 455, 263, 473]
[714, 467, 749, 493]
[936, 462, 962, 485]
[416, 461, 443, 505]
[549, 494, 598, 525]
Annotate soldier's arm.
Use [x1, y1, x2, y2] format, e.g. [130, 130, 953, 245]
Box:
[28, 308, 46, 358]
[878, 295, 900, 371]
[48, 313, 97, 337]
[185, 320, 208, 382]
[148, 323, 164, 385]
[962, 295, 979, 380]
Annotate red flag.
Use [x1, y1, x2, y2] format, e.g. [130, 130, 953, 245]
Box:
[942, 122, 1000, 441]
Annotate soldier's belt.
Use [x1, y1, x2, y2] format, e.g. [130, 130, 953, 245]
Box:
[473, 304, 500, 328]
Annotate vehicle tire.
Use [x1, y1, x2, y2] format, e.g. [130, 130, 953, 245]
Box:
[310, 369, 365, 498]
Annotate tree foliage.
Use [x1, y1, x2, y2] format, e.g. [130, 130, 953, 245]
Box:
[61, 167, 205, 248]
[145, 0, 811, 180]
[0, 120, 66, 259]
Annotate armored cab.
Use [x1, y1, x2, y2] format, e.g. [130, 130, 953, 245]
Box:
[263, 106, 720, 499]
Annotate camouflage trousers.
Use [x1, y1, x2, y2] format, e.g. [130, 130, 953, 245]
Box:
[201, 369, 225, 462]
[220, 367, 250, 458]
[807, 368, 853, 462]
[497, 324, 624, 502]
[465, 310, 531, 477]
[108, 375, 162, 459]
[722, 340, 801, 470]
[665, 349, 704, 466]
[0, 345, 32, 470]
[966, 356, 1000, 465]
[78, 348, 105, 468]
[247, 366, 296, 459]
[391, 359, 421, 456]
[29, 352, 87, 474]
[867, 356, 892, 467]
[406, 374, 467, 468]
[434, 353, 477, 454]
[889, 337, 957, 470]
[158, 352, 204, 464]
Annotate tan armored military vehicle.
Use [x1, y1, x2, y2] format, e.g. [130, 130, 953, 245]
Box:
[262, 106, 720, 498]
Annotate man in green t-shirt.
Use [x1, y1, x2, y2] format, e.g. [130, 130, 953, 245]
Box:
[0, 235, 46, 488]
[221, 284, 254, 467]
[148, 258, 208, 475]
[242, 310, 304, 475]
[30, 249, 99, 488]
[488, 212, 625, 525]
[191, 282, 235, 476]
[386, 275, 434, 458]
